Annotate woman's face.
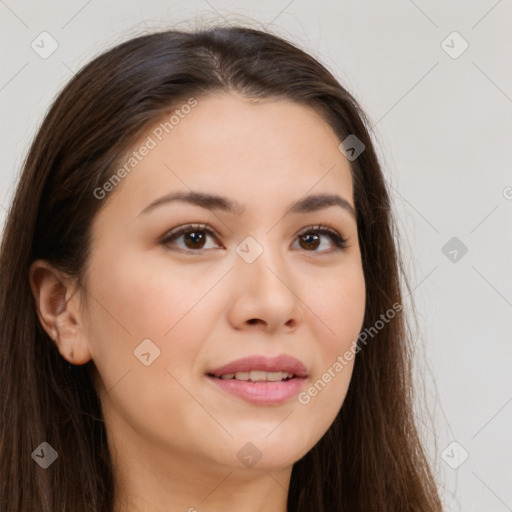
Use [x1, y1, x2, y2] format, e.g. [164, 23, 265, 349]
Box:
[81, 93, 365, 473]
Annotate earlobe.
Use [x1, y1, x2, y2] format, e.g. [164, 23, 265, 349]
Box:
[29, 260, 92, 366]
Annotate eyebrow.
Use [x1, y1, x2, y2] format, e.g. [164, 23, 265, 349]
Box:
[139, 191, 356, 219]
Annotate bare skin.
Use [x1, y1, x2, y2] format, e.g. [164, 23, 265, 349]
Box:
[30, 92, 366, 512]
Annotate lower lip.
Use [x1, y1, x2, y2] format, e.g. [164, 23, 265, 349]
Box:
[207, 376, 307, 405]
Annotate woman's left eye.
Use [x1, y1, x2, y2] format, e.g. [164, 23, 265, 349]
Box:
[292, 225, 348, 253]
[160, 223, 347, 253]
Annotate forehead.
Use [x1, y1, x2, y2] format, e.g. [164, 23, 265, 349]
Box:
[98, 92, 354, 219]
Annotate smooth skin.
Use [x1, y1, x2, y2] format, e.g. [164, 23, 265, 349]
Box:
[30, 93, 366, 512]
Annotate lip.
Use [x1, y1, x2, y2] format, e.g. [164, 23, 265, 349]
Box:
[207, 354, 308, 405]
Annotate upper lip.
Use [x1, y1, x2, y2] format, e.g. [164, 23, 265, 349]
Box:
[208, 354, 308, 378]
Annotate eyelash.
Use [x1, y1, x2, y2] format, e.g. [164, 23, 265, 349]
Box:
[160, 223, 348, 254]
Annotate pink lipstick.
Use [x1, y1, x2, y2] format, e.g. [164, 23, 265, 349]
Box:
[207, 354, 308, 405]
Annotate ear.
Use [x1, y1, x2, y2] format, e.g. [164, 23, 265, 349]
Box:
[29, 260, 92, 365]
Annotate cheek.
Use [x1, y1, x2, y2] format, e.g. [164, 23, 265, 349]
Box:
[84, 251, 229, 385]
[84, 255, 228, 448]
[310, 262, 366, 352]
[296, 263, 365, 425]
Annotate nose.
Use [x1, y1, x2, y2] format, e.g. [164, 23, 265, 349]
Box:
[226, 241, 303, 334]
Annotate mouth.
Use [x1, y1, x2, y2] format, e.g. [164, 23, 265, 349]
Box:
[208, 354, 308, 378]
[206, 354, 308, 405]
[210, 370, 297, 382]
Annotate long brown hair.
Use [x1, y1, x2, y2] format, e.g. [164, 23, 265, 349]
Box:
[0, 24, 443, 511]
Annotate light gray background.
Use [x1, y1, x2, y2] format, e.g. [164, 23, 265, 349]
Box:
[1, 1, 511, 511]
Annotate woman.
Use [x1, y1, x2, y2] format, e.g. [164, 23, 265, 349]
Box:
[0, 24, 443, 511]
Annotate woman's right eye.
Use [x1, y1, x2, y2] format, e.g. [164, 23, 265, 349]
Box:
[160, 224, 223, 252]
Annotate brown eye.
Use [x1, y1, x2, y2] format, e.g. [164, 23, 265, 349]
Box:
[161, 224, 222, 252]
[299, 233, 321, 250]
[293, 225, 347, 253]
[182, 230, 206, 249]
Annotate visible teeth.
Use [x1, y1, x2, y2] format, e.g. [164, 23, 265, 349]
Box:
[249, 370, 268, 382]
[265, 371, 283, 382]
[218, 371, 295, 381]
